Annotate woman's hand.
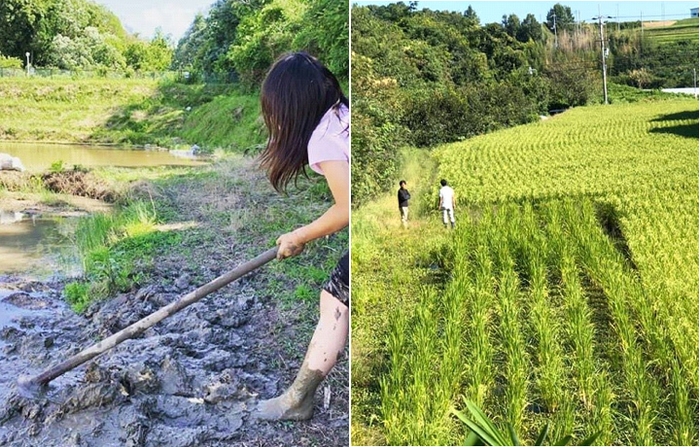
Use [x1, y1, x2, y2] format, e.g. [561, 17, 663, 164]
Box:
[276, 231, 306, 260]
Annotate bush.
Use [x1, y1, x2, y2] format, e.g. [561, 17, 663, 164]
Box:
[0, 54, 22, 69]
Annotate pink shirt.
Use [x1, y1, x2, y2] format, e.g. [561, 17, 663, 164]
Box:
[307, 103, 349, 176]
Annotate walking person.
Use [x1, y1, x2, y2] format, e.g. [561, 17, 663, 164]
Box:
[397, 180, 411, 228]
[254, 52, 349, 421]
[438, 179, 456, 228]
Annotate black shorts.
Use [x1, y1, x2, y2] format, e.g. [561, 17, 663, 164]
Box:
[323, 251, 349, 307]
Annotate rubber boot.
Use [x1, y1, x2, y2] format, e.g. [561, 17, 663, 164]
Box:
[253, 361, 324, 421]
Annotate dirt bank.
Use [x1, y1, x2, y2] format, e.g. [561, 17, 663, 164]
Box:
[0, 156, 348, 446]
[0, 169, 118, 203]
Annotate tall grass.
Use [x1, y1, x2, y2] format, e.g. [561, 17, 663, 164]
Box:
[65, 200, 180, 313]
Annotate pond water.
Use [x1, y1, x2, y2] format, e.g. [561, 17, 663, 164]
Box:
[0, 211, 80, 276]
[0, 142, 205, 172]
[0, 142, 205, 276]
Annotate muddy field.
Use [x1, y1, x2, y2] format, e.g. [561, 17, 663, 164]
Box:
[0, 158, 349, 446]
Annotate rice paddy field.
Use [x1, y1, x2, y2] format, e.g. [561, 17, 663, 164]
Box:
[351, 97, 699, 445]
[643, 18, 699, 46]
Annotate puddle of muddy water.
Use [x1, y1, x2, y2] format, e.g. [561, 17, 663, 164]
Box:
[0, 142, 206, 173]
[0, 212, 80, 276]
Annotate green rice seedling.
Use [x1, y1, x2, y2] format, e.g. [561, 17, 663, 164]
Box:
[465, 223, 497, 410]
[357, 99, 698, 445]
[563, 200, 661, 445]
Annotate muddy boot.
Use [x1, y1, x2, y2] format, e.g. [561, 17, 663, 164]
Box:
[254, 362, 324, 421]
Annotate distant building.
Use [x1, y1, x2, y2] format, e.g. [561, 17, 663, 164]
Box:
[692, 7, 699, 18]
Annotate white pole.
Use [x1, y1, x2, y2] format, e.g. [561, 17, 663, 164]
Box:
[595, 15, 609, 104]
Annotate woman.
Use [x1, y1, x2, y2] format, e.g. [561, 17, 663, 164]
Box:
[254, 52, 349, 421]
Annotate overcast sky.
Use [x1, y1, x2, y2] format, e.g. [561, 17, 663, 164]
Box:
[94, 0, 215, 42]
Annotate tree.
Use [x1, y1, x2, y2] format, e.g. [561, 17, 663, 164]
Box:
[0, 0, 47, 61]
[146, 29, 172, 71]
[517, 14, 543, 43]
[502, 13, 520, 38]
[464, 5, 479, 25]
[172, 13, 207, 70]
[546, 3, 574, 33]
[293, 0, 349, 78]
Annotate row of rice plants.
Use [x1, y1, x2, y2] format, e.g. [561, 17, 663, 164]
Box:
[562, 199, 665, 444]
[518, 203, 574, 442]
[543, 203, 605, 442]
[620, 187, 699, 389]
[379, 197, 696, 445]
[380, 286, 458, 444]
[490, 206, 531, 433]
[572, 199, 697, 445]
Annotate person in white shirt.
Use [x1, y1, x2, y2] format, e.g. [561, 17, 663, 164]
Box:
[438, 179, 456, 229]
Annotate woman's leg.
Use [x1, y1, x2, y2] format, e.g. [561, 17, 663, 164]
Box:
[254, 292, 349, 420]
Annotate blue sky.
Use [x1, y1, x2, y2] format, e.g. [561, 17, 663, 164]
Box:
[354, 1, 699, 25]
[94, 0, 214, 42]
[93, 1, 697, 42]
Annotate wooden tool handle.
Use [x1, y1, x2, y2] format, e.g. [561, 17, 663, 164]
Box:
[22, 247, 278, 389]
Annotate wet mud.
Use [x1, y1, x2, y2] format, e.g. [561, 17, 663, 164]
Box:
[0, 157, 348, 446]
[0, 272, 347, 446]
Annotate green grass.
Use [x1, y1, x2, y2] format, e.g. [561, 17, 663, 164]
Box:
[65, 199, 182, 313]
[0, 77, 266, 151]
[352, 98, 698, 445]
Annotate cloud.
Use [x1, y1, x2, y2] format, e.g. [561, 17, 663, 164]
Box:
[139, 6, 197, 40]
[96, 0, 213, 41]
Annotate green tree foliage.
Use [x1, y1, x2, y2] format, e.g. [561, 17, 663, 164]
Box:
[517, 14, 544, 43]
[0, 0, 45, 62]
[226, 0, 307, 86]
[546, 4, 575, 33]
[173, 0, 348, 85]
[464, 5, 479, 25]
[292, 0, 349, 77]
[171, 13, 207, 70]
[352, 3, 602, 206]
[502, 14, 520, 39]
[0, 0, 172, 71]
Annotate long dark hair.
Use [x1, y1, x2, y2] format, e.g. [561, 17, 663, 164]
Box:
[259, 51, 348, 192]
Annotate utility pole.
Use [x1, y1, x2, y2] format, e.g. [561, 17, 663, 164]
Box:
[617, 4, 620, 32]
[593, 14, 611, 104]
[553, 11, 558, 47]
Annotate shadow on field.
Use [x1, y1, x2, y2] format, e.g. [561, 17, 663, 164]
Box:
[594, 202, 638, 272]
[649, 109, 699, 139]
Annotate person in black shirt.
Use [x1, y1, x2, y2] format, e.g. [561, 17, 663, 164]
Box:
[398, 180, 411, 228]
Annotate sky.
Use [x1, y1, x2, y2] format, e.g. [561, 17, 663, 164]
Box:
[94, 0, 216, 42]
[354, 1, 700, 25]
[94, 1, 698, 42]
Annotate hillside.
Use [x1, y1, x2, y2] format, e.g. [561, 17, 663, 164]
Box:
[0, 77, 264, 151]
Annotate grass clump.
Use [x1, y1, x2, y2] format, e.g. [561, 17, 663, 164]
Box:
[64, 200, 181, 313]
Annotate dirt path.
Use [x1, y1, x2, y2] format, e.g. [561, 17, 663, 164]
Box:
[0, 156, 348, 446]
